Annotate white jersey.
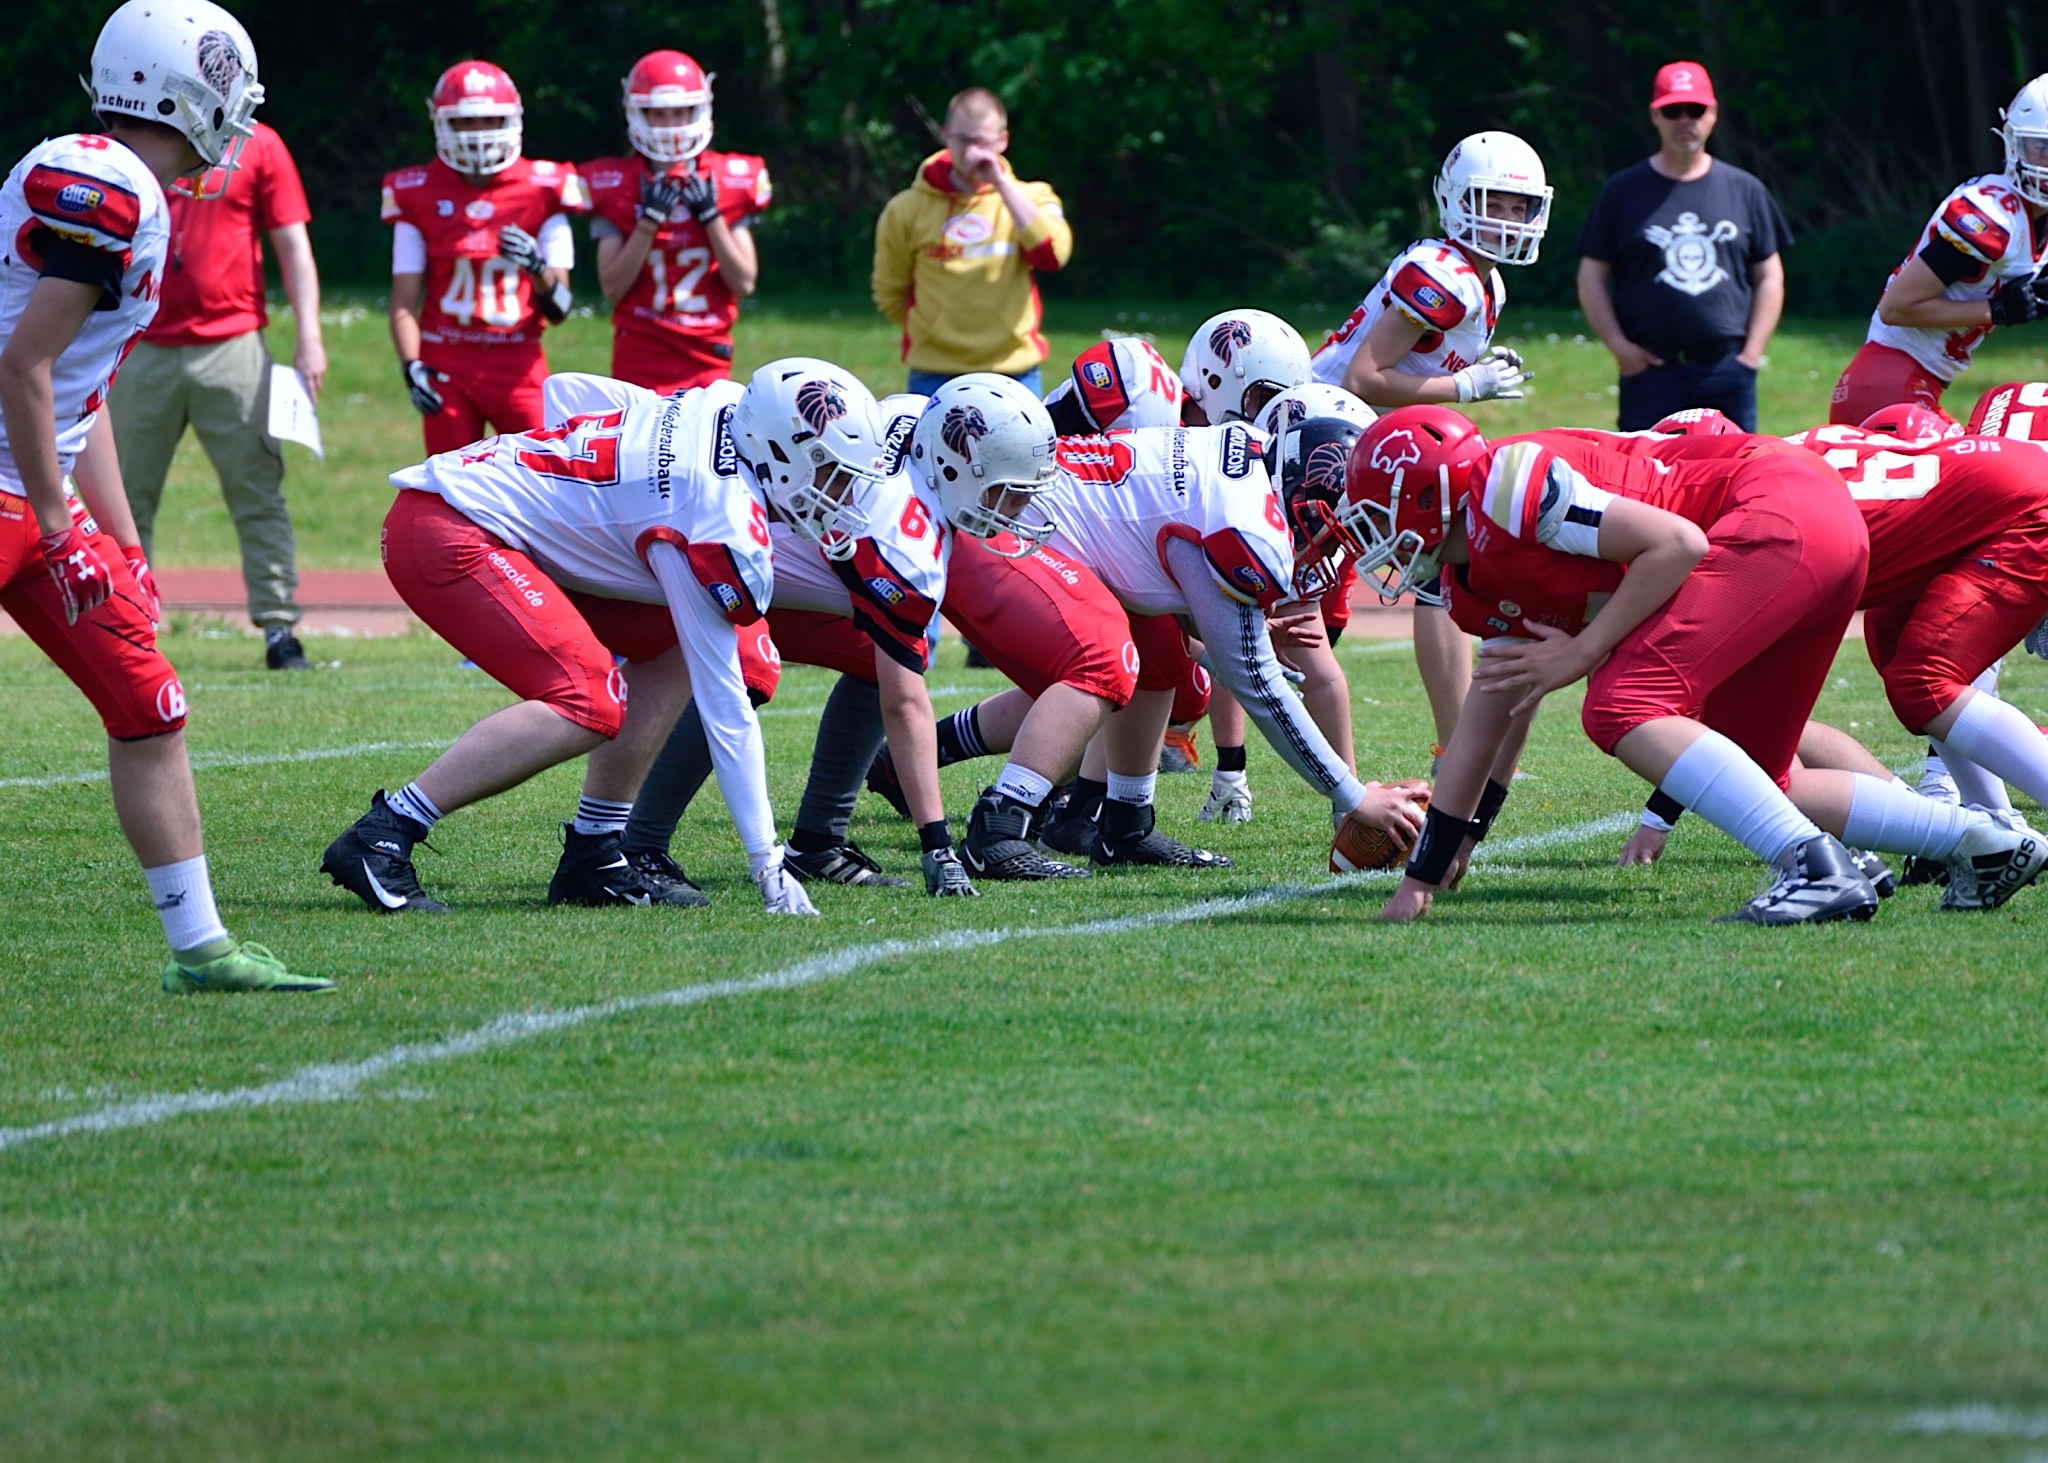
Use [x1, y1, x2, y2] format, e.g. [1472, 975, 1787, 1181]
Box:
[1866, 175, 2047, 383]
[1042, 336, 1185, 432]
[389, 377, 773, 621]
[0, 134, 169, 491]
[769, 466, 950, 670]
[1044, 424, 1293, 616]
[1310, 238, 1503, 390]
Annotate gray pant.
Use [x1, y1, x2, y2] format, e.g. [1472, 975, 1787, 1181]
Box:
[110, 331, 301, 629]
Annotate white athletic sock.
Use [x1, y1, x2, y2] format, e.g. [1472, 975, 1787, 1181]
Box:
[1937, 692, 2048, 807]
[385, 782, 442, 830]
[1658, 731, 1822, 865]
[1930, 737, 2013, 811]
[1840, 773, 1979, 859]
[146, 855, 229, 955]
[573, 796, 633, 836]
[993, 763, 1054, 808]
[1107, 770, 1157, 806]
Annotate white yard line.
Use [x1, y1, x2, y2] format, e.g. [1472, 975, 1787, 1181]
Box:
[1895, 1406, 2048, 1439]
[0, 740, 452, 790]
[0, 812, 1637, 1154]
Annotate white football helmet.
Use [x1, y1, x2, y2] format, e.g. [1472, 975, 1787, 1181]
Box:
[912, 374, 1059, 557]
[1434, 132, 1552, 266]
[1253, 382, 1377, 440]
[733, 359, 892, 560]
[429, 60, 522, 177]
[2002, 76, 2048, 206]
[1179, 309, 1313, 425]
[86, 0, 263, 189]
[623, 50, 714, 166]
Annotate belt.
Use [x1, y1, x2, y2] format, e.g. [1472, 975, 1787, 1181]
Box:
[1660, 342, 1741, 366]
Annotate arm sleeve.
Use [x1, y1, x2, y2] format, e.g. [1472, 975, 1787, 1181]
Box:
[538, 211, 575, 269]
[391, 221, 427, 275]
[1164, 535, 1368, 814]
[648, 540, 780, 868]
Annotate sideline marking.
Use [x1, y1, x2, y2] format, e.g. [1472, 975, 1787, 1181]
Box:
[1895, 1407, 2048, 1439]
[0, 812, 1636, 1154]
[0, 740, 452, 790]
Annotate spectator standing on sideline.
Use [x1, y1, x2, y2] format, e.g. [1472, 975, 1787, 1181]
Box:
[109, 120, 323, 671]
[872, 87, 1072, 395]
[583, 50, 773, 394]
[1576, 61, 1790, 430]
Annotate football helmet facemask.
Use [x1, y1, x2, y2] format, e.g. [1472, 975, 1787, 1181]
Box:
[1269, 415, 1367, 599]
[624, 50, 714, 166]
[1435, 131, 1553, 266]
[430, 60, 523, 176]
[913, 374, 1059, 556]
[1340, 406, 1490, 605]
[733, 358, 892, 560]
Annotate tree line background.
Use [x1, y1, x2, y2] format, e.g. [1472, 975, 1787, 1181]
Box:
[2, 0, 2041, 315]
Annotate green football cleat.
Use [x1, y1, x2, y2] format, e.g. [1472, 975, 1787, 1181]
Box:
[161, 941, 335, 994]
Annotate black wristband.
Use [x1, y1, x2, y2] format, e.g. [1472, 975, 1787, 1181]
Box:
[1405, 805, 1482, 887]
[1471, 778, 1510, 841]
[1646, 788, 1687, 825]
[918, 819, 952, 854]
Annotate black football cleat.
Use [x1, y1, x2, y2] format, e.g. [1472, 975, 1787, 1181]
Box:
[959, 788, 1090, 880]
[1846, 846, 1897, 899]
[1091, 798, 1234, 869]
[1716, 835, 1879, 926]
[624, 847, 712, 908]
[548, 826, 708, 907]
[783, 840, 911, 887]
[321, 791, 448, 913]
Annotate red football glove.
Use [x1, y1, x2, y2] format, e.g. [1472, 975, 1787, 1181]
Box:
[122, 544, 161, 625]
[39, 525, 112, 625]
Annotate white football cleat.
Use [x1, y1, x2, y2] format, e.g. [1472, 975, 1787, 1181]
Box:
[1198, 770, 1253, 824]
[1939, 807, 2048, 911]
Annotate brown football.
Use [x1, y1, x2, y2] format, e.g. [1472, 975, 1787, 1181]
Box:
[1330, 782, 1431, 873]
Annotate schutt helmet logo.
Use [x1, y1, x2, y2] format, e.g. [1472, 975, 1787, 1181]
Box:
[195, 30, 243, 99]
[1370, 429, 1423, 474]
[1302, 441, 1349, 497]
[1209, 319, 1254, 363]
[794, 379, 848, 433]
[941, 405, 989, 460]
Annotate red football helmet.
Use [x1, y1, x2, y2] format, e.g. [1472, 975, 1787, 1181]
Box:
[430, 60, 522, 175]
[624, 50, 714, 165]
[1338, 406, 1489, 604]
[1650, 406, 1741, 436]
[1859, 402, 1961, 441]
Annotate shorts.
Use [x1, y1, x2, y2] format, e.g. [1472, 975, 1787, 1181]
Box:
[943, 533, 1138, 708]
[610, 328, 734, 395]
[1863, 529, 2048, 729]
[1829, 342, 1954, 427]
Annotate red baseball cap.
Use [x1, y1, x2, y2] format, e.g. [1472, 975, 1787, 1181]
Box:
[1651, 61, 1716, 109]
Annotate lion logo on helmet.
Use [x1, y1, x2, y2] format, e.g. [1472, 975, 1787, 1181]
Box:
[1369, 429, 1423, 475]
[195, 30, 245, 100]
[1208, 319, 1255, 364]
[794, 378, 848, 434]
[940, 405, 989, 461]
[1302, 441, 1350, 500]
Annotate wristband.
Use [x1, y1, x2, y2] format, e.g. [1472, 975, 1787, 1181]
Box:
[547, 277, 572, 315]
[1644, 787, 1686, 831]
[917, 819, 952, 854]
[1471, 778, 1511, 841]
[1404, 805, 1483, 887]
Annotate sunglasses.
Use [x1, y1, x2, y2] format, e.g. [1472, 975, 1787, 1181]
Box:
[1659, 103, 1708, 120]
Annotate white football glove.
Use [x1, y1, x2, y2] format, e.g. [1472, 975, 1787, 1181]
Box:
[497, 223, 546, 277]
[1453, 346, 1531, 403]
[754, 850, 820, 916]
[2026, 615, 2048, 659]
[1198, 770, 1253, 824]
[921, 846, 980, 897]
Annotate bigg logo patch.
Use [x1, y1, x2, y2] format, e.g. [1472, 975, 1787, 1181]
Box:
[55, 182, 105, 213]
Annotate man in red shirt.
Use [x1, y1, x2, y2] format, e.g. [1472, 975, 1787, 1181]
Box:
[107, 119, 324, 670]
[582, 50, 772, 392]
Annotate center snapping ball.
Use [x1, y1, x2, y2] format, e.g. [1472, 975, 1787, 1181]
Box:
[1330, 781, 1431, 873]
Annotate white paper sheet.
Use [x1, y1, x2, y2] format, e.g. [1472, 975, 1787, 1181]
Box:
[267, 364, 323, 460]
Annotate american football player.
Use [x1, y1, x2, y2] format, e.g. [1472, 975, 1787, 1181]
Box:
[582, 51, 771, 394]
[321, 369, 818, 917]
[1344, 408, 2045, 924]
[1829, 76, 2048, 425]
[384, 60, 588, 452]
[0, 1, 326, 990]
[1179, 309, 1312, 426]
[1042, 336, 1187, 435]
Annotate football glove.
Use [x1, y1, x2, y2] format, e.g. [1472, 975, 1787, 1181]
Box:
[921, 846, 981, 897]
[402, 359, 447, 416]
[497, 223, 546, 277]
[1198, 770, 1253, 824]
[1990, 276, 2040, 328]
[2025, 614, 2048, 659]
[679, 169, 722, 226]
[39, 525, 111, 625]
[1453, 346, 1532, 402]
[122, 545, 160, 625]
[638, 173, 683, 227]
[754, 853, 820, 916]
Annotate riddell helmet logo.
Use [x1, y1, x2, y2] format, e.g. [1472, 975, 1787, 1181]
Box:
[1209, 319, 1254, 363]
[195, 31, 242, 99]
[941, 405, 988, 460]
[794, 379, 847, 433]
[1370, 429, 1423, 474]
[1303, 440, 1349, 497]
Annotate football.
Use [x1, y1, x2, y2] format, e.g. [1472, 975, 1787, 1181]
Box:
[1330, 781, 1432, 873]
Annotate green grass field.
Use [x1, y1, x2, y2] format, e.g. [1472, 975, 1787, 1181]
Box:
[8, 301, 2048, 1460]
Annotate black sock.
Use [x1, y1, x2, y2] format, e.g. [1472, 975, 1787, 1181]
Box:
[788, 825, 837, 854]
[1216, 744, 1247, 773]
[934, 706, 986, 767]
[793, 675, 884, 842]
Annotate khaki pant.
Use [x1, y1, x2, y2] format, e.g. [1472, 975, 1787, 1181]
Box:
[110, 331, 300, 629]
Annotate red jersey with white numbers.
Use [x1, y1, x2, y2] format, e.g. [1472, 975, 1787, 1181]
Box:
[381, 157, 588, 347]
[1311, 237, 1504, 389]
[1866, 175, 2047, 382]
[583, 150, 771, 348]
[0, 133, 167, 489]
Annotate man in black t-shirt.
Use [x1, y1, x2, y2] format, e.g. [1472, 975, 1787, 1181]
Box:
[1576, 60, 1791, 430]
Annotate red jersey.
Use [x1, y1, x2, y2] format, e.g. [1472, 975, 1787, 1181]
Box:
[582, 150, 771, 349]
[1786, 425, 2048, 607]
[380, 157, 588, 348]
[145, 122, 309, 345]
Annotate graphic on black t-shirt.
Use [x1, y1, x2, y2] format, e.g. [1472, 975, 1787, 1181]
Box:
[1647, 211, 1741, 296]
